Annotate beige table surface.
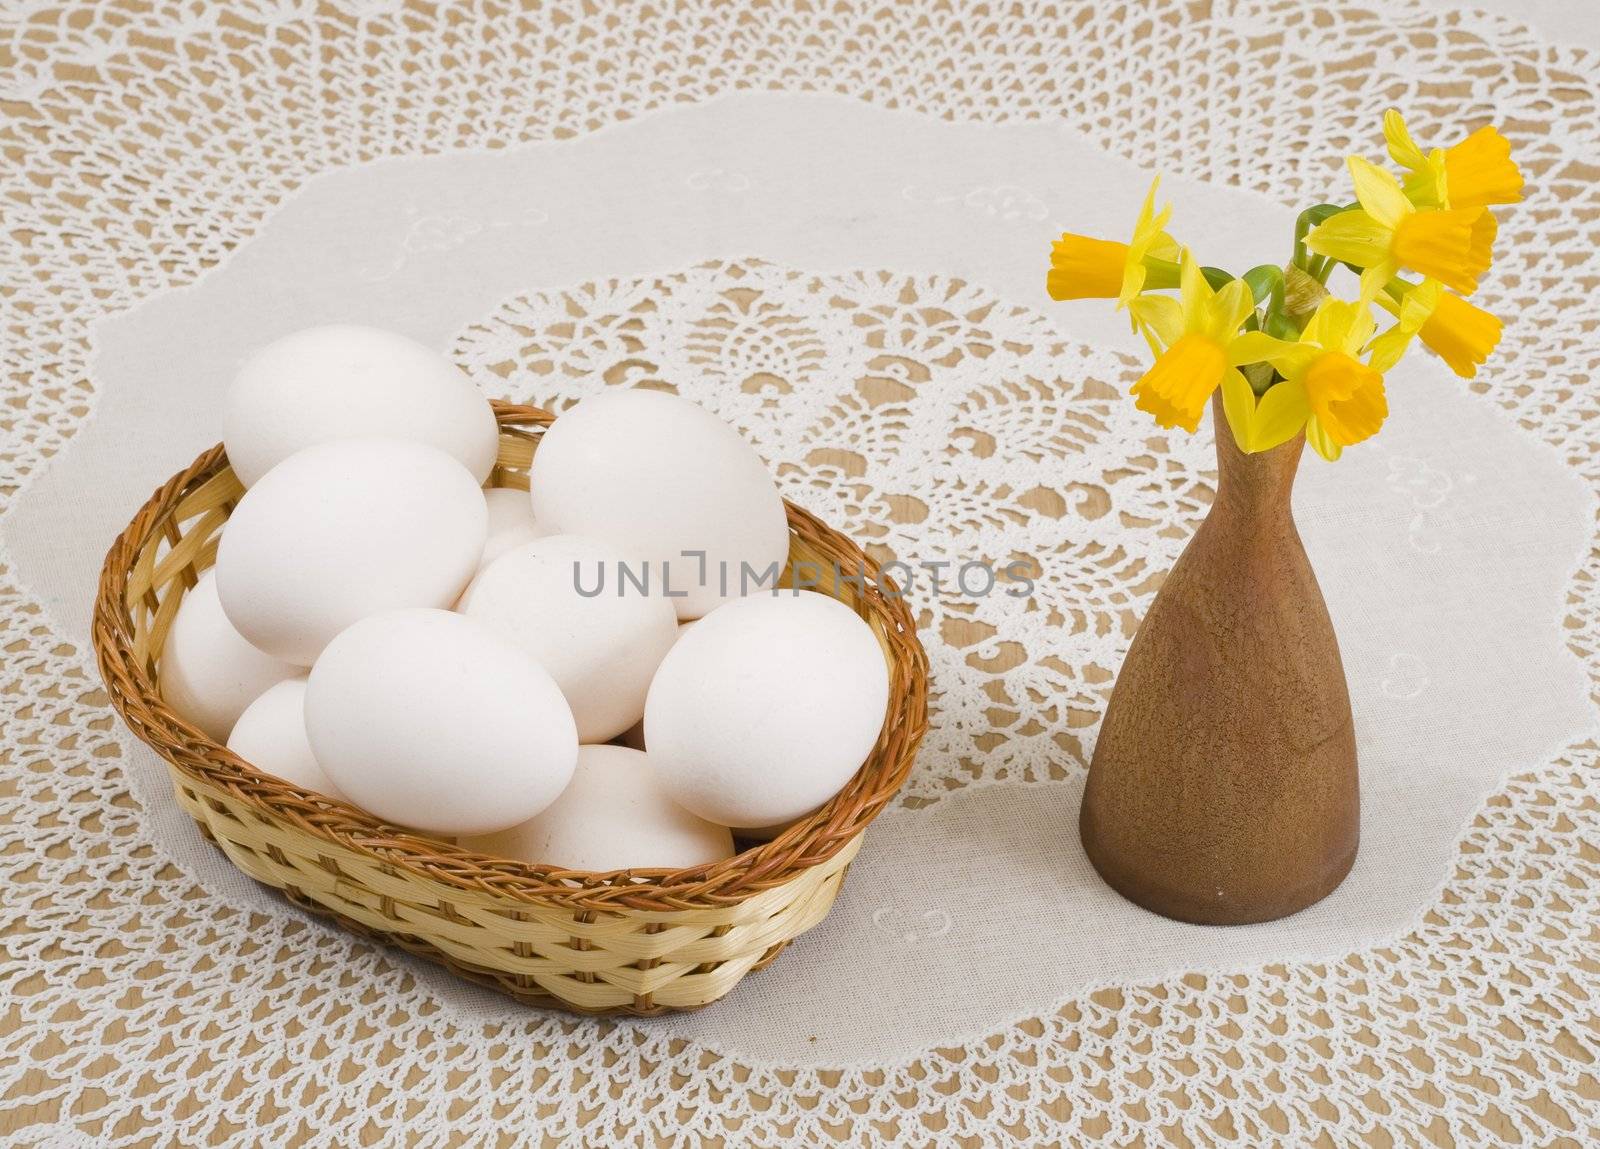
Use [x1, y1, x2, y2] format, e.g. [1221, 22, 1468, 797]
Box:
[4, 1, 1600, 1146]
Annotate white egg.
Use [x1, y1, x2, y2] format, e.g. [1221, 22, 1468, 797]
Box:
[645, 591, 889, 827]
[528, 390, 789, 620]
[223, 324, 499, 487]
[305, 608, 577, 835]
[227, 677, 344, 798]
[460, 534, 678, 743]
[479, 487, 546, 569]
[159, 569, 303, 742]
[459, 745, 733, 872]
[215, 439, 487, 664]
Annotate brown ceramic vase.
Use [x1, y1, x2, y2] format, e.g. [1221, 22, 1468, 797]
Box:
[1080, 392, 1359, 925]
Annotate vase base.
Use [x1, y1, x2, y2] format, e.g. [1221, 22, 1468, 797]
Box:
[1080, 809, 1359, 926]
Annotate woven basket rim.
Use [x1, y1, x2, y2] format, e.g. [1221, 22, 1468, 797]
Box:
[93, 400, 929, 913]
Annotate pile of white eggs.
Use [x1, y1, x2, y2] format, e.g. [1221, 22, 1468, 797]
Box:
[161, 325, 891, 871]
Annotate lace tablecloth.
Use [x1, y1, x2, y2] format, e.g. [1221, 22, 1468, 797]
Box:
[4, 2, 1599, 1145]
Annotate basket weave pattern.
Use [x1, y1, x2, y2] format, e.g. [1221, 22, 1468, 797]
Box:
[93, 401, 929, 1015]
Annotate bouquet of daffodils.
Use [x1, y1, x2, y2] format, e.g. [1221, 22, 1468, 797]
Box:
[1047, 112, 1523, 460]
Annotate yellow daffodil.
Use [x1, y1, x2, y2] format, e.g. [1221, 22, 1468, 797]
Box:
[1368, 279, 1504, 378]
[1249, 299, 1389, 461]
[1041, 114, 1521, 459]
[1306, 156, 1494, 298]
[1384, 110, 1523, 211]
[1047, 234, 1126, 300]
[1128, 255, 1263, 434]
[1048, 177, 1180, 350]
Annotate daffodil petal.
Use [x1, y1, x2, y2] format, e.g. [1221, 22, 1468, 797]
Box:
[1348, 156, 1411, 229]
[1306, 210, 1393, 270]
[1298, 299, 1335, 349]
[1128, 294, 1183, 350]
[1305, 415, 1343, 461]
[1228, 330, 1300, 367]
[1383, 109, 1428, 171]
[1365, 323, 1413, 373]
[1124, 175, 1176, 284]
[1344, 303, 1377, 354]
[1403, 278, 1443, 326]
[1135, 175, 1161, 232]
[1219, 368, 1258, 453]
[1220, 372, 1310, 456]
[1357, 264, 1399, 306]
[1178, 252, 1206, 327]
[1148, 233, 1182, 262]
[1211, 278, 1256, 338]
[1118, 261, 1147, 306]
[1402, 155, 1448, 211]
[1305, 299, 1374, 357]
[1251, 378, 1312, 452]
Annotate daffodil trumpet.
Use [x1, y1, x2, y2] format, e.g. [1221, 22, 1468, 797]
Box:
[1043, 108, 1521, 459]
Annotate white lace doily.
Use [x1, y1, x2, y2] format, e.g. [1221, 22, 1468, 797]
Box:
[3, 2, 1599, 1145]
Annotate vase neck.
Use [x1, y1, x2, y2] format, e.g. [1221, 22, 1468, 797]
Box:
[1208, 391, 1305, 521]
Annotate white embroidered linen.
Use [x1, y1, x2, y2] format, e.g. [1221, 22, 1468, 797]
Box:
[3, 2, 1599, 1145]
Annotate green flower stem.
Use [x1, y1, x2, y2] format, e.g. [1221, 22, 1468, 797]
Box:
[1265, 310, 1300, 340]
[1383, 277, 1416, 301]
[1140, 256, 1180, 291]
[1241, 263, 1287, 340]
[1292, 208, 1314, 270]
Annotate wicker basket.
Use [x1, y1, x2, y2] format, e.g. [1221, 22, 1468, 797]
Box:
[93, 400, 928, 1015]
